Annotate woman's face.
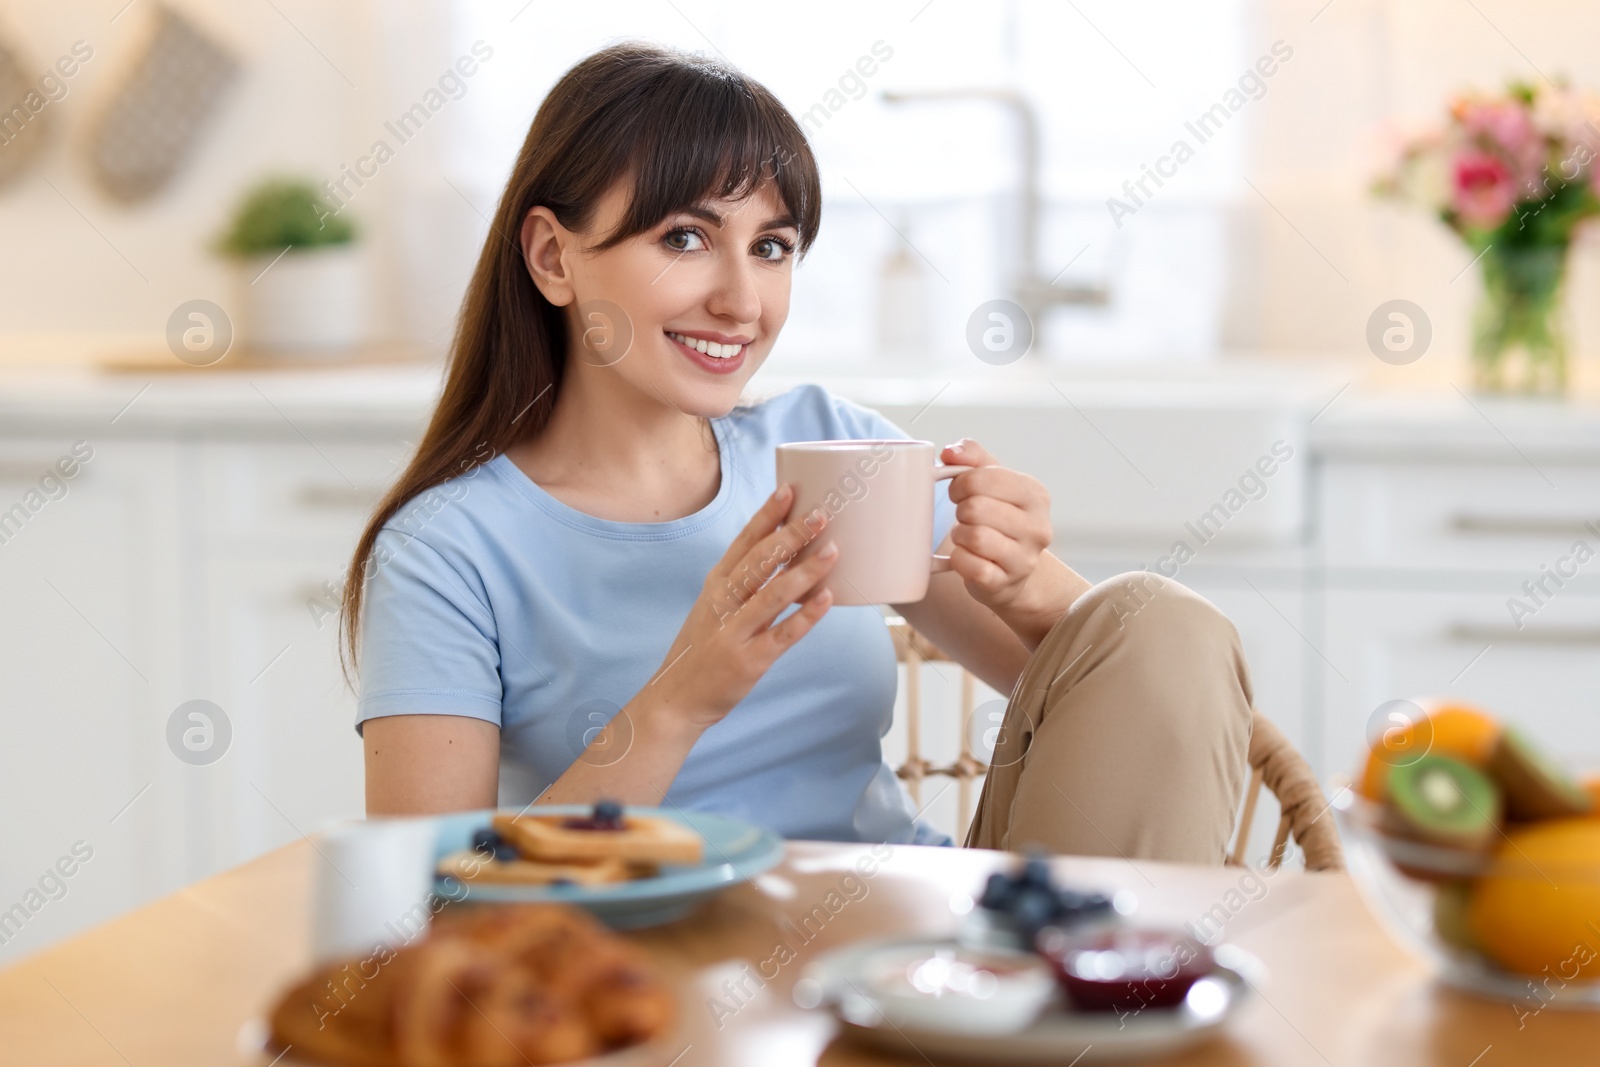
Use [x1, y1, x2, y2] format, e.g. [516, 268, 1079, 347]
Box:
[522, 178, 799, 418]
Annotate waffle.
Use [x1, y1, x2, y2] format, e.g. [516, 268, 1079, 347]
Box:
[435, 848, 633, 886]
[491, 811, 704, 867]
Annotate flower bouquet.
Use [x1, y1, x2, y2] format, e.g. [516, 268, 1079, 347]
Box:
[1375, 82, 1600, 393]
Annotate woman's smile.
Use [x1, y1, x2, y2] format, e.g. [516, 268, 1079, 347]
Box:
[665, 329, 750, 375]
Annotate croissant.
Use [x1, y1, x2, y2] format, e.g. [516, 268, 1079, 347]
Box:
[268, 904, 675, 1067]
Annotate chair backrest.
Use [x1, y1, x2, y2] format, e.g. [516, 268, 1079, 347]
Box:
[887, 618, 987, 834]
[888, 617, 1346, 871]
[1233, 710, 1345, 871]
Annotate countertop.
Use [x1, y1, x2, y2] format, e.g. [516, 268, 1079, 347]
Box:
[2, 344, 1599, 460]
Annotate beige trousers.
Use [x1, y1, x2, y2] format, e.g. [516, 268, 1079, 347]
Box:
[964, 571, 1254, 864]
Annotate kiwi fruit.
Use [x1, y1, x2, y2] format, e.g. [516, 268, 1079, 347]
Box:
[1485, 727, 1593, 821]
[1382, 755, 1501, 851]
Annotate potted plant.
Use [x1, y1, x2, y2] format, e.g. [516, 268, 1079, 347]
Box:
[215, 178, 366, 354]
[1374, 82, 1600, 394]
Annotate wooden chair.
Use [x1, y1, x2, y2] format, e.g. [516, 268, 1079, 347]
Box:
[887, 616, 1345, 871]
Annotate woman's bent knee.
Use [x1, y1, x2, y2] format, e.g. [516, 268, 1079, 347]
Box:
[1080, 571, 1240, 647]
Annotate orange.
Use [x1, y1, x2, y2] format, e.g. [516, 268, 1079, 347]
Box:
[1357, 701, 1501, 801]
[1467, 819, 1600, 978]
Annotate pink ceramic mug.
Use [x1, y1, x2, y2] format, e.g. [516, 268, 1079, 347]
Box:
[775, 439, 976, 606]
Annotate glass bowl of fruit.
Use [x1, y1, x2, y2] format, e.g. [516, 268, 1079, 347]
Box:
[1335, 700, 1600, 1009]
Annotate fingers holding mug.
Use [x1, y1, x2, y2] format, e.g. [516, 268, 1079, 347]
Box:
[947, 522, 1035, 594]
[710, 483, 794, 587]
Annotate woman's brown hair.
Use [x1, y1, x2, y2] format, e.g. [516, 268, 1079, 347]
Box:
[339, 41, 822, 686]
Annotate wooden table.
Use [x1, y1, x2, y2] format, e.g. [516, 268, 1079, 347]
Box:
[0, 840, 1593, 1065]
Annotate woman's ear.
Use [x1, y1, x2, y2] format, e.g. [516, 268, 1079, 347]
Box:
[520, 206, 576, 307]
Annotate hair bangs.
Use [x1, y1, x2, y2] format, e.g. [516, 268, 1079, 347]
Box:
[592, 54, 821, 255]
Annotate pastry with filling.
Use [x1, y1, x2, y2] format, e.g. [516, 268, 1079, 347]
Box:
[267, 903, 675, 1067]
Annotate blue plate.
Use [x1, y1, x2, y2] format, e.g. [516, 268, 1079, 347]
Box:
[431, 805, 784, 929]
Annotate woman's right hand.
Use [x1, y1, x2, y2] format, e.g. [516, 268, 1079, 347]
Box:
[644, 483, 838, 732]
[535, 484, 837, 808]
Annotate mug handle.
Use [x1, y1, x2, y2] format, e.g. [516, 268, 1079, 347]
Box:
[929, 462, 979, 573]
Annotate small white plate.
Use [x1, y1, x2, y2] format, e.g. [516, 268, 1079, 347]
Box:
[796, 935, 1267, 1064]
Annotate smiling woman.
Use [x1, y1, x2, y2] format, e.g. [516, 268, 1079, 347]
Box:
[341, 41, 1255, 861]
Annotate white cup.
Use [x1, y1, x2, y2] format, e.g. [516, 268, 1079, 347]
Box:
[310, 817, 440, 964]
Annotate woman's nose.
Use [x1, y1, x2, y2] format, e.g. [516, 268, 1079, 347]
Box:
[705, 251, 761, 324]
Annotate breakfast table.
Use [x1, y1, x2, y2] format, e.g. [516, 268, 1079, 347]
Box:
[0, 839, 1592, 1066]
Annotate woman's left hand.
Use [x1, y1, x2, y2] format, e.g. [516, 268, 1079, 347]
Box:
[940, 439, 1088, 647]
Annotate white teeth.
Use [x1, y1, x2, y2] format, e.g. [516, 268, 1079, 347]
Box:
[669, 332, 744, 360]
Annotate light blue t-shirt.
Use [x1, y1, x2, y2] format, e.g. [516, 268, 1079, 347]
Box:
[356, 384, 958, 845]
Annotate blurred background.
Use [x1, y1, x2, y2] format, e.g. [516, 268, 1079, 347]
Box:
[2, 0, 1598, 962]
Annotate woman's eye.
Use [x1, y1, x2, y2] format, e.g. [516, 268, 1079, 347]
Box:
[754, 236, 795, 262]
[663, 227, 706, 253]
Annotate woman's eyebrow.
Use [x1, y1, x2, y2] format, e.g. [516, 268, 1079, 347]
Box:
[682, 205, 726, 227]
[678, 204, 798, 231]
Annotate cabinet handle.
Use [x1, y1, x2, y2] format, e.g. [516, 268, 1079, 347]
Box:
[1447, 623, 1600, 646]
[295, 485, 382, 510]
[1449, 514, 1597, 538]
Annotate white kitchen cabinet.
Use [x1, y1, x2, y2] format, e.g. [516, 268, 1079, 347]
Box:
[189, 438, 407, 881]
[0, 437, 184, 961]
[1315, 449, 1600, 793]
[196, 555, 367, 876]
[1319, 459, 1600, 573]
[0, 426, 410, 962]
[862, 379, 1315, 554]
[1316, 585, 1600, 789]
[199, 439, 395, 548]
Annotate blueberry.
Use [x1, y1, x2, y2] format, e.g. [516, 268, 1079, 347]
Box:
[593, 798, 624, 826]
[979, 872, 1014, 911]
[471, 828, 518, 862]
[1009, 886, 1057, 937]
[551, 877, 575, 888]
[1021, 856, 1053, 888]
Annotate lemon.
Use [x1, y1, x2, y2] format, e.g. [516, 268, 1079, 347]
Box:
[1467, 819, 1600, 978]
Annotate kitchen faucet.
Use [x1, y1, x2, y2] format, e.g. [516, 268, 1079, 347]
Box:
[882, 88, 1110, 346]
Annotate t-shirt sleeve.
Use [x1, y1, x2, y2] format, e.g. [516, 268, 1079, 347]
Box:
[815, 385, 959, 552]
[354, 527, 504, 733]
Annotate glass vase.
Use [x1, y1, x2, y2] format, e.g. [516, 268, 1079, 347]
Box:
[1471, 244, 1570, 395]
